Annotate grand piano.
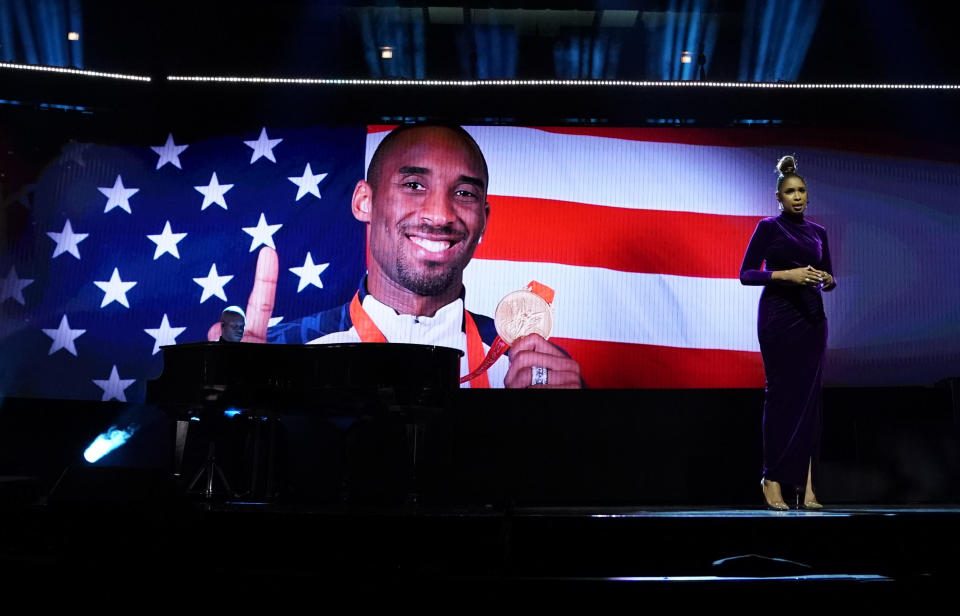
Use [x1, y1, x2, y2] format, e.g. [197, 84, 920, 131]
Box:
[146, 341, 463, 501]
[147, 341, 462, 410]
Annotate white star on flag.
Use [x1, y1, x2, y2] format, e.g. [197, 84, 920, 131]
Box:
[195, 172, 234, 210]
[144, 314, 187, 355]
[47, 219, 89, 259]
[92, 365, 136, 402]
[1, 266, 34, 305]
[289, 252, 329, 292]
[243, 127, 283, 164]
[42, 314, 86, 356]
[288, 163, 328, 201]
[97, 175, 139, 214]
[150, 133, 189, 169]
[193, 263, 233, 303]
[147, 221, 187, 260]
[242, 212, 283, 252]
[94, 268, 137, 308]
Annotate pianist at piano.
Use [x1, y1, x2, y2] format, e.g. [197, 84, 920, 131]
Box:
[210, 124, 583, 389]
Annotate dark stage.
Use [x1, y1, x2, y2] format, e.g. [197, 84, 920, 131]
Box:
[1, 386, 958, 600]
[1, 501, 958, 601]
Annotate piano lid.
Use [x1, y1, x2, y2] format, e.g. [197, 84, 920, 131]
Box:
[146, 342, 463, 407]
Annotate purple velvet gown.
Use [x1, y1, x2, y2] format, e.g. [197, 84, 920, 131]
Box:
[740, 212, 835, 489]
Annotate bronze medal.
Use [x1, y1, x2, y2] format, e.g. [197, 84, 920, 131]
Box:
[460, 281, 556, 385]
[494, 289, 553, 345]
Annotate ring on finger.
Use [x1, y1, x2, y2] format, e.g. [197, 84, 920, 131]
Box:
[531, 366, 548, 386]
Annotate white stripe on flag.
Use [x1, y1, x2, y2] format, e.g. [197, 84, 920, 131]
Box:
[463, 259, 763, 352]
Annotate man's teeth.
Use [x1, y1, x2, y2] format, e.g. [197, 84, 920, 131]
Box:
[409, 237, 451, 253]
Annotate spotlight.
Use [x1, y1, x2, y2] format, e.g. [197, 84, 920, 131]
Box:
[83, 425, 138, 463]
[379, 46, 393, 59]
[681, 51, 692, 64]
[67, 32, 79, 41]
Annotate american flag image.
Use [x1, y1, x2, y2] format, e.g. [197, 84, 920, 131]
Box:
[456, 126, 769, 388]
[454, 126, 960, 389]
[3, 124, 960, 398]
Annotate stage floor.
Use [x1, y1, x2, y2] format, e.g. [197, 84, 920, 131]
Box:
[216, 501, 960, 516]
[3, 499, 957, 600]
[518, 504, 960, 517]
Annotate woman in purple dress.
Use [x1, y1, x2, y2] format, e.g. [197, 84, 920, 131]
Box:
[740, 155, 836, 510]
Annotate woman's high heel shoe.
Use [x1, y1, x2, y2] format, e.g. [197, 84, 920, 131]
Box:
[801, 460, 822, 509]
[761, 478, 789, 511]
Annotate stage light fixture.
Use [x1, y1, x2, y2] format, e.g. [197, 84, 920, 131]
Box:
[379, 46, 393, 59]
[68, 32, 79, 41]
[83, 425, 139, 463]
[681, 51, 692, 64]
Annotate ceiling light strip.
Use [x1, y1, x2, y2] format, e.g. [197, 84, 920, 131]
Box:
[167, 76, 960, 89]
[0, 62, 151, 82]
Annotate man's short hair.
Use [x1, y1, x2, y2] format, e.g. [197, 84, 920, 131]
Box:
[366, 123, 489, 192]
[221, 305, 246, 320]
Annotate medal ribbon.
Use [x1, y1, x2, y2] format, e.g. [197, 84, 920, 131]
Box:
[349, 292, 491, 389]
[458, 280, 554, 385]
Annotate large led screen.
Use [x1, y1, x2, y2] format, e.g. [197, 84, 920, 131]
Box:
[2, 124, 959, 400]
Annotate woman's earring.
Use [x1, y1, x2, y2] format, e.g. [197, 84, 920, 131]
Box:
[777, 202, 784, 211]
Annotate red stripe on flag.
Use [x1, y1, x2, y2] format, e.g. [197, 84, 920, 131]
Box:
[552, 337, 765, 388]
[476, 195, 761, 278]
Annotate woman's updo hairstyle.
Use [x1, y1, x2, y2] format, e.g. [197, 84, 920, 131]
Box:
[775, 154, 805, 193]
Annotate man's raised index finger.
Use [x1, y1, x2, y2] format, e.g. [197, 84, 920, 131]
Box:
[245, 246, 279, 341]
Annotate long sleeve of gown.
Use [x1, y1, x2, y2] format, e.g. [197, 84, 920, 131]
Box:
[818, 228, 837, 291]
[739, 221, 774, 285]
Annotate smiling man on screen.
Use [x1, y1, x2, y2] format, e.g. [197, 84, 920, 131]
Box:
[210, 124, 581, 389]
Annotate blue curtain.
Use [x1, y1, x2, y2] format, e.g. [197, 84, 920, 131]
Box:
[649, 0, 718, 80]
[359, 7, 425, 79]
[554, 29, 623, 79]
[738, 0, 823, 82]
[0, 0, 80, 67]
[470, 25, 518, 79]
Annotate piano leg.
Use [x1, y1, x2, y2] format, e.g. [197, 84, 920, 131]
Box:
[265, 415, 279, 500]
[173, 419, 190, 479]
[405, 422, 422, 505]
[247, 417, 261, 497]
